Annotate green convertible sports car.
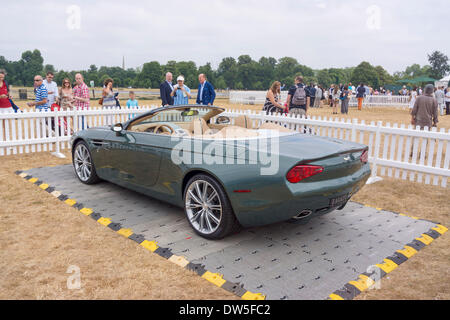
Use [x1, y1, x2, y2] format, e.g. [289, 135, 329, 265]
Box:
[70, 105, 371, 239]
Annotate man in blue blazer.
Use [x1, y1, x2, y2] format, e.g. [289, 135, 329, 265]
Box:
[196, 74, 216, 105]
[160, 72, 174, 106]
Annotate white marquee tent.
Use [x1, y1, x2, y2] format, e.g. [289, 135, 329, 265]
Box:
[435, 75, 450, 88]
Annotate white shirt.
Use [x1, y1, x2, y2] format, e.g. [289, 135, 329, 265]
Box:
[199, 81, 206, 101]
[43, 79, 59, 106]
[435, 90, 445, 104]
[445, 91, 450, 103]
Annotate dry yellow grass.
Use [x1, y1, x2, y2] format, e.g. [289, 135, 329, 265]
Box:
[0, 152, 238, 300]
[352, 179, 450, 300]
[0, 151, 448, 300]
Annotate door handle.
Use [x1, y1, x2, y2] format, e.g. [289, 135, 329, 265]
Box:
[92, 140, 110, 147]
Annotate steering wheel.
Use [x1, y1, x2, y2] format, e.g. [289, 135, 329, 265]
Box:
[154, 124, 174, 135]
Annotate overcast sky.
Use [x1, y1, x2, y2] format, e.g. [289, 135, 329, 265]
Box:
[2, 0, 449, 74]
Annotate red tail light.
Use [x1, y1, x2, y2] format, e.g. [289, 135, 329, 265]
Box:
[286, 165, 324, 183]
[360, 150, 368, 163]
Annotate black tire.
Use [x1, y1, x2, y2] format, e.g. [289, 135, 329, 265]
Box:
[72, 140, 101, 185]
[184, 174, 241, 240]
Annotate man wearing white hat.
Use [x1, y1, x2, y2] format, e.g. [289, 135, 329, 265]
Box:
[171, 75, 191, 105]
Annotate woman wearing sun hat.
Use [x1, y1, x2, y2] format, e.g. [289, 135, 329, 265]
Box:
[171, 75, 191, 105]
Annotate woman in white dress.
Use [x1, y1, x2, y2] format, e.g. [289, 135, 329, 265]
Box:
[409, 86, 417, 114]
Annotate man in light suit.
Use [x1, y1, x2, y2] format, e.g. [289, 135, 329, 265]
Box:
[160, 72, 174, 106]
[196, 74, 216, 106]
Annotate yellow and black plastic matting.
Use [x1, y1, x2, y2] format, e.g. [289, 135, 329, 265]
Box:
[16, 165, 447, 300]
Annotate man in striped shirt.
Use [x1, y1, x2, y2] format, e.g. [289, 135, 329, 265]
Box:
[27, 75, 49, 111]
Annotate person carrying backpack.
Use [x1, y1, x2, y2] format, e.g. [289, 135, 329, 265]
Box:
[286, 76, 310, 117]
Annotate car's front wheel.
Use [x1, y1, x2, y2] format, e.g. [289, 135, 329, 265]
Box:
[72, 141, 101, 185]
[184, 174, 240, 239]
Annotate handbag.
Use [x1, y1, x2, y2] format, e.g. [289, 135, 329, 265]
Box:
[98, 98, 103, 105]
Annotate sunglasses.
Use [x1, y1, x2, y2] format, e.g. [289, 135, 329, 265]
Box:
[34, 79, 42, 82]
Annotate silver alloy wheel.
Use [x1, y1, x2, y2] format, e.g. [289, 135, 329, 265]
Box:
[74, 144, 93, 182]
[185, 180, 223, 235]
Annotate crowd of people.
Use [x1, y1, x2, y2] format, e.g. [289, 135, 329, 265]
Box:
[0, 71, 140, 114]
[263, 79, 376, 116]
[0, 69, 219, 115]
[262, 77, 450, 119]
[0, 69, 449, 124]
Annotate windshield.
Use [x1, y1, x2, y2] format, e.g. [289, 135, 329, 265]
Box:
[141, 108, 209, 125]
[128, 106, 224, 128]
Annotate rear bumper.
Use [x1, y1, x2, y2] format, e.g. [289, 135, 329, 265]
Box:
[233, 164, 371, 227]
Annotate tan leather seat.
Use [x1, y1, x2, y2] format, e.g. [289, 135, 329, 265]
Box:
[189, 118, 218, 136]
[234, 115, 254, 129]
[213, 126, 258, 139]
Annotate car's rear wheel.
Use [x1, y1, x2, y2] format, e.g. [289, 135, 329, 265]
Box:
[73, 141, 100, 185]
[184, 174, 240, 239]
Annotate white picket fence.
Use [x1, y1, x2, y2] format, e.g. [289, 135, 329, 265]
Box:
[0, 107, 449, 187]
[229, 91, 411, 108]
[0, 106, 155, 156]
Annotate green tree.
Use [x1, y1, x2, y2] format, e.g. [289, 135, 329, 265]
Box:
[428, 50, 449, 80]
[198, 62, 216, 85]
[215, 76, 227, 90]
[236, 55, 259, 89]
[86, 65, 99, 87]
[138, 61, 162, 88]
[258, 57, 277, 89]
[88, 64, 98, 73]
[237, 55, 252, 66]
[327, 68, 347, 85]
[20, 49, 44, 86]
[163, 60, 178, 77]
[374, 66, 393, 86]
[275, 57, 299, 85]
[0, 56, 23, 85]
[175, 61, 197, 88]
[317, 69, 333, 87]
[43, 64, 55, 74]
[297, 64, 314, 78]
[217, 57, 237, 89]
[403, 64, 431, 78]
[54, 70, 72, 86]
[235, 81, 244, 90]
[351, 62, 380, 88]
[100, 74, 111, 85]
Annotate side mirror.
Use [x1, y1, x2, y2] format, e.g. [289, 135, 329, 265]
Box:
[112, 123, 123, 135]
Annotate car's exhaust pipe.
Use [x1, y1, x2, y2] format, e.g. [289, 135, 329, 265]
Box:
[293, 210, 313, 220]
